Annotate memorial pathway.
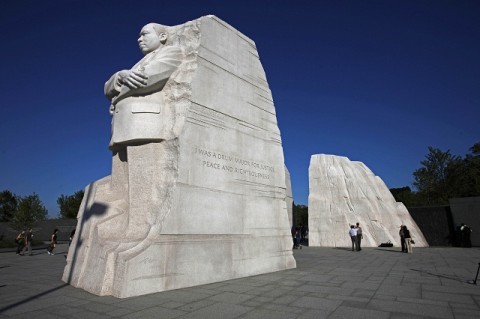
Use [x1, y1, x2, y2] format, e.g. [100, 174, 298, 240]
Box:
[1, 244, 479, 318]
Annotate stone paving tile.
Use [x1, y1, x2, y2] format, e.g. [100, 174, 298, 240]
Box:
[272, 295, 299, 305]
[325, 294, 370, 304]
[422, 283, 480, 296]
[257, 287, 291, 298]
[72, 300, 125, 314]
[179, 302, 251, 319]
[208, 291, 254, 304]
[215, 283, 256, 293]
[295, 284, 355, 296]
[261, 303, 305, 314]
[375, 284, 421, 298]
[178, 299, 217, 312]
[351, 289, 376, 299]
[242, 300, 265, 307]
[290, 296, 342, 311]
[104, 306, 138, 317]
[422, 291, 476, 304]
[161, 301, 186, 309]
[69, 309, 112, 319]
[328, 305, 389, 319]
[183, 287, 222, 296]
[389, 312, 429, 319]
[396, 296, 448, 307]
[296, 308, 335, 318]
[289, 290, 310, 297]
[277, 279, 305, 287]
[42, 304, 84, 317]
[121, 306, 185, 319]
[298, 274, 335, 283]
[371, 294, 396, 301]
[368, 299, 454, 319]
[240, 308, 299, 319]
[451, 308, 480, 319]
[340, 281, 381, 291]
[156, 290, 212, 303]
[6, 312, 65, 319]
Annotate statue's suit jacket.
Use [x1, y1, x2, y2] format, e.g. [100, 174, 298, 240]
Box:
[105, 46, 184, 148]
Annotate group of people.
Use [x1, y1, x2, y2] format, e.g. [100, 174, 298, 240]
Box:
[15, 227, 34, 256]
[292, 225, 308, 249]
[15, 228, 76, 256]
[348, 222, 363, 251]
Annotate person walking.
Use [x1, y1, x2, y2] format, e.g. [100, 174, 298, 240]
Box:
[399, 225, 406, 252]
[21, 228, 34, 256]
[355, 222, 363, 251]
[349, 225, 357, 251]
[15, 230, 25, 255]
[47, 229, 59, 255]
[460, 224, 472, 248]
[403, 225, 413, 253]
[295, 227, 302, 249]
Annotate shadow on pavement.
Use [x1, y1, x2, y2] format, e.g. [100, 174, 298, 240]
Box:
[0, 283, 69, 314]
[410, 268, 471, 284]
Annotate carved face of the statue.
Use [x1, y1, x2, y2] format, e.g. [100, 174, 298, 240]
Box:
[138, 25, 164, 54]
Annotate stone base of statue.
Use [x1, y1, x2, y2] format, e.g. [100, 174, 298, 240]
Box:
[308, 154, 428, 248]
[62, 15, 296, 298]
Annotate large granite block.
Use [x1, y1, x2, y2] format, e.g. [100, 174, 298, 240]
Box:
[308, 154, 428, 247]
[63, 15, 295, 298]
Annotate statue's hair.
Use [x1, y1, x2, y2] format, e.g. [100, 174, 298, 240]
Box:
[143, 23, 166, 35]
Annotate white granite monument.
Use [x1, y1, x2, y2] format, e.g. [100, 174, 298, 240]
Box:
[285, 166, 294, 227]
[308, 154, 428, 248]
[63, 15, 296, 298]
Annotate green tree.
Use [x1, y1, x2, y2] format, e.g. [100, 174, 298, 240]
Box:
[10, 193, 48, 230]
[465, 142, 480, 196]
[389, 186, 420, 207]
[57, 190, 84, 219]
[0, 190, 18, 222]
[293, 203, 308, 227]
[413, 147, 459, 205]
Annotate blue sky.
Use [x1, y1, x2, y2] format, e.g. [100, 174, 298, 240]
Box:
[1, 0, 478, 218]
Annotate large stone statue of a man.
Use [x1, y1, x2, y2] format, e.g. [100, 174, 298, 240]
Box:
[101, 23, 184, 241]
[106, 23, 183, 147]
[64, 16, 295, 298]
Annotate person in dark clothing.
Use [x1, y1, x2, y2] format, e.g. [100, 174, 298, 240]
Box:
[403, 225, 413, 253]
[15, 230, 25, 255]
[21, 228, 34, 256]
[399, 225, 406, 252]
[461, 224, 472, 248]
[291, 226, 297, 249]
[355, 222, 363, 251]
[47, 229, 59, 255]
[301, 225, 307, 241]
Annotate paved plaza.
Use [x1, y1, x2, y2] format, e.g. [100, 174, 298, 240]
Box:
[1, 244, 480, 318]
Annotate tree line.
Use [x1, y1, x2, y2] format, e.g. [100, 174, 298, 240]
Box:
[391, 142, 479, 207]
[0, 190, 84, 230]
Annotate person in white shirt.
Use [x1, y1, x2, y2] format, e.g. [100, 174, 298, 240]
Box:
[349, 225, 357, 251]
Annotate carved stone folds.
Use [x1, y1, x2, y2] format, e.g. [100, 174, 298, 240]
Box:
[308, 154, 428, 248]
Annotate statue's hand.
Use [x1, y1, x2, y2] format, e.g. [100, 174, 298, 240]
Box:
[122, 70, 149, 89]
